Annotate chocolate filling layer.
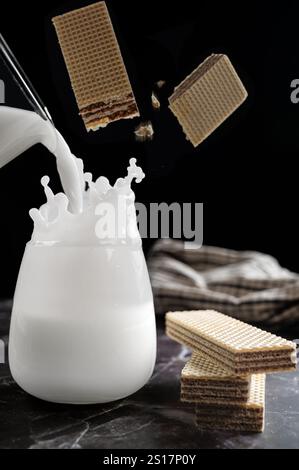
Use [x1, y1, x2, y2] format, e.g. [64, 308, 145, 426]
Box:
[181, 379, 249, 388]
[80, 93, 137, 117]
[84, 103, 139, 128]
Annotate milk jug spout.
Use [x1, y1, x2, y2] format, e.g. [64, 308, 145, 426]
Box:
[0, 106, 57, 169]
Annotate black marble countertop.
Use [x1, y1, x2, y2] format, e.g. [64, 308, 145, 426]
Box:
[0, 300, 298, 449]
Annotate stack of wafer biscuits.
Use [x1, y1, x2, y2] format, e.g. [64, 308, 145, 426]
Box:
[52, 2, 139, 131]
[166, 310, 297, 432]
[169, 54, 247, 147]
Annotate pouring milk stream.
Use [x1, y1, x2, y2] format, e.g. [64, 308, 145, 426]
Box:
[0, 106, 84, 213]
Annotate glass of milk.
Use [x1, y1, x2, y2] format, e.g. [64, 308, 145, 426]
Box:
[9, 159, 157, 404]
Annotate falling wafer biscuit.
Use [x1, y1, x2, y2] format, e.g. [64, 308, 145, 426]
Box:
[169, 54, 248, 146]
[195, 374, 265, 432]
[181, 353, 251, 405]
[52, 1, 139, 131]
[166, 310, 297, 374]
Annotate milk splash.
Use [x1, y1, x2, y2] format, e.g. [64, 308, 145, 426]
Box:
[29, 158, 145, 246]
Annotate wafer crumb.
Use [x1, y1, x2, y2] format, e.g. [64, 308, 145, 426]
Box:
[151, 92, 160, 110]
[156, 80, 166, 89]
[134, 122, 154, 142]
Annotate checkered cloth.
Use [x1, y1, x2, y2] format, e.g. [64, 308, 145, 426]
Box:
[148, 239, 299, 327]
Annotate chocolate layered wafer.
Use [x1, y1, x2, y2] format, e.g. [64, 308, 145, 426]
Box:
[169, 54, 247, 146]
[181, 353, 251, 405]
[52, 2, 139, 131]
[166, 310, 297, 374]
[195, 374, 265, 432]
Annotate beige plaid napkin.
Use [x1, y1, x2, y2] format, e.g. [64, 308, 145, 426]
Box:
[148, 239, 299, 327]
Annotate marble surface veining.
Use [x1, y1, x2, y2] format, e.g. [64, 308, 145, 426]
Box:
[0, 301, 298, 449]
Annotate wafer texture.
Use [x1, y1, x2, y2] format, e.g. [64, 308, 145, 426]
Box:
[52, 1, 139, 131]
[182, 352, 249, 381]
[166, 310, 297, 374]
[168, 54, 247, 146]
[195, 374, 265, 432]
[167, 325, 296, 374]
[181, 353, 251, 404]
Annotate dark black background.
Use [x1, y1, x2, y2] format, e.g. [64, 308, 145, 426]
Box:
[0, 0, 299, 298]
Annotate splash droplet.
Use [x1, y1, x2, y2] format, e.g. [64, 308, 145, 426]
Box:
[95, 177, 111, 195]
[41, 176, 50, 188]
[127, 158, 145, 185]
[41, 175, 54, 203]
[84, 173, 94, 189]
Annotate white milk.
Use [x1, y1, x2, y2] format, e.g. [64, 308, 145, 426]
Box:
[0, 106, 83, 213]
[9, 244, 156, 404]
[4, 106, 157, 404]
